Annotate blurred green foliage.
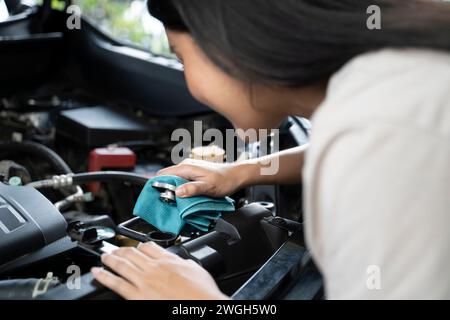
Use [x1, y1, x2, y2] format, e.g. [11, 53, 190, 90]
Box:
[51, 0, 66, 11]
[73, 0, 172, 56]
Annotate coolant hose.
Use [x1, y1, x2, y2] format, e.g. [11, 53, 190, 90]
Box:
[0, 141, 72, 174]
[72, 171, 149, 187]
[27, 171, 150, 189]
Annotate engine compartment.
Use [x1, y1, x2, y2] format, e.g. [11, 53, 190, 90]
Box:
[0, 98, 312, 299]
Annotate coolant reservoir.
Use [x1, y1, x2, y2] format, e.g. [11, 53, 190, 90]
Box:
[190, 145, 226, 163]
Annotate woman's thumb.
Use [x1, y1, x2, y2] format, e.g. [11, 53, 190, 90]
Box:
[176, 181, 209, 198]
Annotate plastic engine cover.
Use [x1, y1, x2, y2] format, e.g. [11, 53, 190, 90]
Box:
[0, 183, 67, 265]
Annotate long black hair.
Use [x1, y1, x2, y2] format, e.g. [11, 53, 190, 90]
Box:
[149, 0, 450, 86]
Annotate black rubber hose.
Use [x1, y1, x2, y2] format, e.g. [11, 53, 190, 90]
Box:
[72, 171, 149, 187]
[0, 141, 72, 174]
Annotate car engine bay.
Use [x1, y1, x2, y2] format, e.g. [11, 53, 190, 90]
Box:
[0, 1, 321, 300]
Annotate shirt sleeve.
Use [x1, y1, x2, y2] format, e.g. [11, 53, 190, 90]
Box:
[305, 122, 450, 299]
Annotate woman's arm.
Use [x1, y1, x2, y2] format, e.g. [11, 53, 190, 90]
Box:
[157, 145, 307, 198]
[240, 145, 307, 187]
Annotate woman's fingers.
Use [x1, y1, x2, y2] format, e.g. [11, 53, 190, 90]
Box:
[111, 247, 155, 272]
[156, 165, 178, 176]
[156, 163, 213, 197]
[176, 181, 211, 197]
[92, 243, 227, 300]
[91, 267, 137, 299]
[138, 242, 179, 260]
[157, 164, 202, 180]
[100, 253, 146, 286]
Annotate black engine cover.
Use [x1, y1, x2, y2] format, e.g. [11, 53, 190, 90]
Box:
[0, 183, 67, 265]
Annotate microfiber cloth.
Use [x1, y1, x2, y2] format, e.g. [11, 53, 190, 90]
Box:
[133, 176, 235, 235]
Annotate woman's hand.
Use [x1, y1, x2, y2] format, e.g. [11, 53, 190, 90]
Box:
[157, 146, 307, 198]
[91, 242, 229, 300]
[157, 159, 254, 198]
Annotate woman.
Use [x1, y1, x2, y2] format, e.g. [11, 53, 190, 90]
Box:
[91, 0, 450, 299]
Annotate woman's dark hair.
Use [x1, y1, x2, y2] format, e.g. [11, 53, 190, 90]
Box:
[149, 0, 450, 86]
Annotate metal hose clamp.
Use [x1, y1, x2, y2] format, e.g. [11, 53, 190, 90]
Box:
[151, 181, 177, 204]
[51, 174, 74, 188]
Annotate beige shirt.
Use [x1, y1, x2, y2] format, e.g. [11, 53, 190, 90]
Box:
[303, 48, 450, 299]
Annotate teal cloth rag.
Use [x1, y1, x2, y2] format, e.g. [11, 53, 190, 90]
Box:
[133, 175, 235, 235]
